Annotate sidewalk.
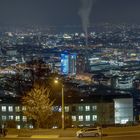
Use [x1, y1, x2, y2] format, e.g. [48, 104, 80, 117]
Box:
[7, 128, 78, 137]
[5, 134, 59, 138]
[6, 126, 140, 138]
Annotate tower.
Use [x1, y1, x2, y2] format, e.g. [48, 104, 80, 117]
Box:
[61, 52, 77, 75]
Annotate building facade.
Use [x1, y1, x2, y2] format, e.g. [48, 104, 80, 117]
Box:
[61, 52, 77, 75]
[0, 97, 133, 128]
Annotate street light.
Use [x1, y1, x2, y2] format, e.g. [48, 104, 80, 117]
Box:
[54, 79, 65, 129]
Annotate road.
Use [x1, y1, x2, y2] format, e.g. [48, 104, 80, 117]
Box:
[1, 133, 140, 140]
[1, 126, 140, 140]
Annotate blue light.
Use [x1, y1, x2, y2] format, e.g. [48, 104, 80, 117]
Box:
[61, 53, 69, 74]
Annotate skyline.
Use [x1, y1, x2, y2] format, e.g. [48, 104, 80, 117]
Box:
[0, 0, 140, 27]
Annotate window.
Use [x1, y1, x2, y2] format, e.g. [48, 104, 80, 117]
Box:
[85, 115, 90, 121]
[65, 106, 69, 112]
[22, 106, 26, 111]
[85, 106, 90, 111]
[78, 115, 83, 121]
[58, 106, 62, 112]
[22, 116, 27, 122]
[15, 106, 20, 112]
[8, 106, 13, 112]
[72, 106, 76, 112]
[78, 106, 83, 111]
[15, 116, 20, 121]
[92, 105, 97, 111]
[2, 106, 6, 112]
[2, 116, 6, 121]
[92, 115, 97, 121]
[52, 106, 61, 112]
[72, 116, 76, 121]
[9, 115, 14, 120]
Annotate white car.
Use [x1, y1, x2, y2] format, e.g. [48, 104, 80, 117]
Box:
[76, 127, 101, 138]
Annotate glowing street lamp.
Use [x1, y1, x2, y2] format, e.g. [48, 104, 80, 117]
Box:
[54, 79, 65, 129]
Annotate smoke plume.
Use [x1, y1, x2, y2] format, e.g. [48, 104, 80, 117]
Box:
[79, 0, 95, 46]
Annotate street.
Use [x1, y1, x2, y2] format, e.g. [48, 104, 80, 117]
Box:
[1, 132, 140, 140]
[1, 126, 140, 140]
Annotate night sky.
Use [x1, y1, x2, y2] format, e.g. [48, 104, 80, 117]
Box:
[0, 0, 140, 26]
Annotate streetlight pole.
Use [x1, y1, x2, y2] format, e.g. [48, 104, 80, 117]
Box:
[61, 84, 65, 129]
[54, 79, 65, 129]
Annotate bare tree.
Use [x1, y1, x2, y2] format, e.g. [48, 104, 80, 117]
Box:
[22, 82, 54, 128]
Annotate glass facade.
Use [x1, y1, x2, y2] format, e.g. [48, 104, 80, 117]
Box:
[61, 52, 77, 75]
[114, 98, 133, 124]
[69, 53, 77, 75]
[61, 53, 69, 74]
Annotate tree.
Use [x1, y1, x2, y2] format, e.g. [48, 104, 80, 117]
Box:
[22, 82, 54, 128]
[46, 112, 72, 128]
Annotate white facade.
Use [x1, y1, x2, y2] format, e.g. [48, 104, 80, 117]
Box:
[114, 98, 133, 124]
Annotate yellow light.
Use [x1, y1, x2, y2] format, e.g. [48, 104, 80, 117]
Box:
[54, 80, 58, 84]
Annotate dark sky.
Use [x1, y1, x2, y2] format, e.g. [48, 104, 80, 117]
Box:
[0, 0, 140, 26]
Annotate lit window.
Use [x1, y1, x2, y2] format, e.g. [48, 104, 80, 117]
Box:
[52, 106, 62, 112]
[22, 106, 26, 111]
[2, 106, 6, 112]
[58, 106, 62, 112]
[2, 116, 6, 121]
[15, 116, 20, 121]
[8, 106, 13, 112]
[78, 106, 83, 111]
[15, 106, 20, 112]
[92, 115, 97, 121]
[9, 115, 14, 120]
[85, 115, 90, 121]
[72, 116, 76, 121]
[78, 115, 83, 121]
[85, 106, 90, 111]
[22, 116, 27, 122]
[92, 105, 97, 111]
[65, 106, 69, 112]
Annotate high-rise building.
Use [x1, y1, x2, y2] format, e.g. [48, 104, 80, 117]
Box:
[69, 53, 77, 75]
[61, 53, 69, 75]
[76, 53, 86, 74]
[61, 52, 77, 75]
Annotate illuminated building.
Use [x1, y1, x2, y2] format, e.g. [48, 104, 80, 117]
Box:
[69, 53, 77, 75]
[114, 98, 133, 124]
[61, 53, 69, 75]
[61, 52, 77, 75]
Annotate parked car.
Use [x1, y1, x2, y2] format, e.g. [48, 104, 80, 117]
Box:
[76, 127, 101, 138]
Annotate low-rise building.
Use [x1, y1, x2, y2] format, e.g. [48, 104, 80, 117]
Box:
[0, 95, 133, 128]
